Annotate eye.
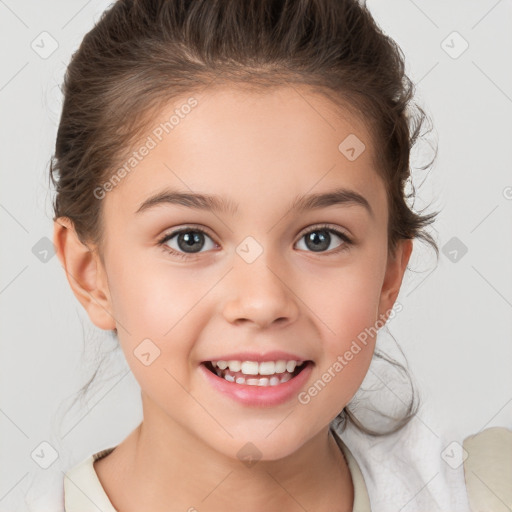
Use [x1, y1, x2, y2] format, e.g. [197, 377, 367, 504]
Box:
[157, 223, 352, 260]
[295, 224, 352, 254]
[158, 227, 217, 258]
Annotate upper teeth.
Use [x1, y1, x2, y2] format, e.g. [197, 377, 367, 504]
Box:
[211, 360, 303, 375]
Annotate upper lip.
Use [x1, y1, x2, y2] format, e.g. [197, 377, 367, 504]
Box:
[201, 350, 310, 363]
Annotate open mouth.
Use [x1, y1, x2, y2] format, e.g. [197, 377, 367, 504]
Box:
[202, 360, 312, 387]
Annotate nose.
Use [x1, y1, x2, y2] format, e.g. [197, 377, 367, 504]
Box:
[221, 254, 300, 329]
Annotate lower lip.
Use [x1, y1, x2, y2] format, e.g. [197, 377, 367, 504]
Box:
[198, 362, 314, 407]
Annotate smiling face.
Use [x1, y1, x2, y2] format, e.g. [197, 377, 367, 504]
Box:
[56, 84, 412, 461]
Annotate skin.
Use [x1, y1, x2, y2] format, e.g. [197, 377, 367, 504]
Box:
[54, 84, 412, 512]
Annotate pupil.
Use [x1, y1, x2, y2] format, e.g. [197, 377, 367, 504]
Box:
[178, 231, 204, 252]
[306, 230, 330, 252]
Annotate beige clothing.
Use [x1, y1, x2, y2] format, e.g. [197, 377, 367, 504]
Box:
[462, 426, 512, 512]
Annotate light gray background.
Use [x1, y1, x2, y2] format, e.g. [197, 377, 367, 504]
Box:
[1, 0, 511, 508]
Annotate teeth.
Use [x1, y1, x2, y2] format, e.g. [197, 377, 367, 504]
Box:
[269, 376, 280, 386]
[258, 361, 276, 375]
[274, 360, 287, 373]
[286, 361, 297, 373]
[227, 360, 241, 372]
[227, 373, 293, 386]
[211, 359, 303, 376]
[240, 361, 259, 375]
[208, 359, 308, 386]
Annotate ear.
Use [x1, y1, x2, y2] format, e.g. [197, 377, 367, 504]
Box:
[53, 217, 116, 331]
[377, 238, 413, 322]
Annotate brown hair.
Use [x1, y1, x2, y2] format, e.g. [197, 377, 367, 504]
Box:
[50, 0, 439, 436]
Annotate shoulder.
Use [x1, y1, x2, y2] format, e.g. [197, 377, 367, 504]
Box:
[333, 416, 473, 511]
[63, 447, 117, 512]
[463, 426, 512, 512]
[335, 417, 512, 512]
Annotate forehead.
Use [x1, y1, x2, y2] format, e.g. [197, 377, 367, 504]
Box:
[102, 84, 386, 222]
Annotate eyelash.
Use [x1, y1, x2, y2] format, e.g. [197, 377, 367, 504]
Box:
[157, 223, 353, 260]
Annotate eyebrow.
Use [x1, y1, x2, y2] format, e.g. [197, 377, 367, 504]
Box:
[135, 187, 374, 218]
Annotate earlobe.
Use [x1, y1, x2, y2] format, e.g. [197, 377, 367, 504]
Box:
[53, 217, 116, 331]
[377, 238, 413, 322]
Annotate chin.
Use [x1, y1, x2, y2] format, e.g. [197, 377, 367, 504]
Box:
[204, 425, 317, 464]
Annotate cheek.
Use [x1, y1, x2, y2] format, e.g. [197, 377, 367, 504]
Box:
[105, 251, 221, 389]
[303, 262, 384, 341]
[299, 253, 385, 395]
[105, 255, 200, 403]
[107, 250, 207, 339]
[300, 288, 377, 422]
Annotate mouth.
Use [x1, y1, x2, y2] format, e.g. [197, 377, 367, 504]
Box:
[202, 359, 312, 387]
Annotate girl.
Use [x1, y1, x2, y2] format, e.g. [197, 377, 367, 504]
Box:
[41, 0, 509, 511]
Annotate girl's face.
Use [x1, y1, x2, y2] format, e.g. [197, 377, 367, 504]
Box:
[63, 85, 411, 460]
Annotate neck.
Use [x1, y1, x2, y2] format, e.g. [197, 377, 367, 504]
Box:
[94, 401, 354, 512]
